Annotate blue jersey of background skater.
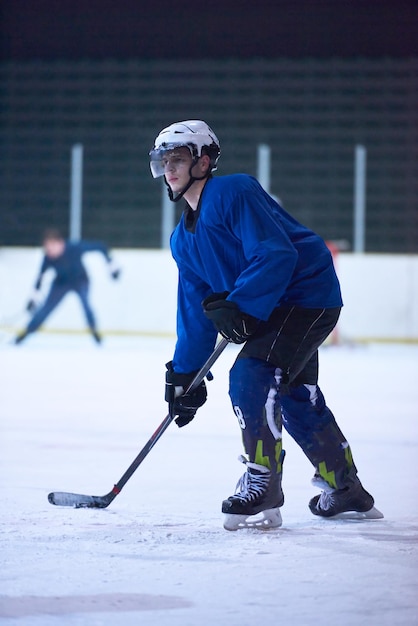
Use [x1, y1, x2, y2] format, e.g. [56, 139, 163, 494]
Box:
[170, 174, 343, 373]
[35, 240, 111, 288]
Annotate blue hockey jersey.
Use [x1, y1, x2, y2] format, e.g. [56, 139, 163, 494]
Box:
[35, 241, 111, 289]
[170, 174, 342, 373]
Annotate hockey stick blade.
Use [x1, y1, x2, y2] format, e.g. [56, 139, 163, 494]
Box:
[48, 337, 229, 509]
[48, 488, 118, 509]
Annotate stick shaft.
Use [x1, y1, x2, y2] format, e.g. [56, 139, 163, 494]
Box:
[113, 337, 229, 493]
[48, 337, 229, 507]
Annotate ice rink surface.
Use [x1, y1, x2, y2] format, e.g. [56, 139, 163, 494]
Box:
[1, 334, 418, 625]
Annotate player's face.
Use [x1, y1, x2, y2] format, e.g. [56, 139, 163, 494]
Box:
[162, 148, 194, 192]
[44, 238, 65, 258]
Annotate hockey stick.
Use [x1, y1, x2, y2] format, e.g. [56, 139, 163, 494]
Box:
[48, 337, 229, 509]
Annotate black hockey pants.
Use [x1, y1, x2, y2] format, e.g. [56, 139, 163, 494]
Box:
[228, 306, 358, 490]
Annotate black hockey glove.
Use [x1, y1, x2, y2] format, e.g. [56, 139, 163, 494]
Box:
[202, 292, 259, 344]
[26, 299, 37, 314]
[26, 289, 42, 314]
[111, 268, 121, 280]
[165, 362, 207, 428]
[108, 258, 121, 280]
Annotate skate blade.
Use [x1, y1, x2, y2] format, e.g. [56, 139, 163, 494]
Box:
[329, 506, 384, 520]
[223, 507, 282, 531]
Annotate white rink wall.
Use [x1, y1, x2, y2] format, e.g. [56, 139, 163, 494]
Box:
[336, 253, 418, 342]
[1, 247, 417, 342]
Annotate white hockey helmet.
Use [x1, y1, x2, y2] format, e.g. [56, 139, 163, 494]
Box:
[149, 120, 221, 178]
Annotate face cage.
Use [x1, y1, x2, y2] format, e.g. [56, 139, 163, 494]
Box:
[149, 143, 198, 178]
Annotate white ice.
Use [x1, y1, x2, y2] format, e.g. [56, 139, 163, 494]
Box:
[1, 334, 418, 626]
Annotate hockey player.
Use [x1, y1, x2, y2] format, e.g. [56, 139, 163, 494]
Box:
[15, 228, 120, 345]
[149, 120, 382, 530]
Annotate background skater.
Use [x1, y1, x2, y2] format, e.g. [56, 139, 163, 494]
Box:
[15, 228, 120, 345]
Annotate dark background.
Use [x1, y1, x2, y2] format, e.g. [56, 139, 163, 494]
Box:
[2, 0, 418, 60]
[2, 1, 418, 251]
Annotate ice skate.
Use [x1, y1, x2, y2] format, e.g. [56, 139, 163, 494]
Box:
[92, 330, 102, 344]
[309, 475, 383, 520]
[14, 331, 28, 345]
[222, 457, 284, 531]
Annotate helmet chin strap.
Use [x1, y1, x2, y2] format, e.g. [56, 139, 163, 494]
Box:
[164, 159, 210, 203]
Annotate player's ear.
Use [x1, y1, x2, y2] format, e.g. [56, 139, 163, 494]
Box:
[199, 154, 211, 175]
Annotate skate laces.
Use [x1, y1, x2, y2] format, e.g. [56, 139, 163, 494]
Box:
[316, 489, 336, 511]
[233, 456, 270, 503]
[311, 474, 337, 511]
